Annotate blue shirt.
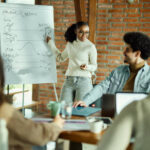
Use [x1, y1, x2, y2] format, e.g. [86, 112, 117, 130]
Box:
[83, 63, 150, 106]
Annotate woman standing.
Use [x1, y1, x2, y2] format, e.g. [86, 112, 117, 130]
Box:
[47, 21, 97, 103]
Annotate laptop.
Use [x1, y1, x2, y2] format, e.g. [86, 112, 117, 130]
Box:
[101, 92, 148, 117]
[116, 92, 148, 115]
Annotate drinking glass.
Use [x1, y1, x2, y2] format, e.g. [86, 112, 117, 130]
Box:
[61, 101, 72, 119]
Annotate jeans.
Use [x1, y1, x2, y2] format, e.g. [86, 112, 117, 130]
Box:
[32, 145, 46, 150]
[60, 76, 93, 102]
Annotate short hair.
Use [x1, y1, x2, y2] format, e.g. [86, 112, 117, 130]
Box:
[123, 32, 150, 60]
[64, 21, 88, 43]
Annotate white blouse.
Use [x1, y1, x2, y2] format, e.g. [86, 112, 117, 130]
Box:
[48, 39, 97, 77]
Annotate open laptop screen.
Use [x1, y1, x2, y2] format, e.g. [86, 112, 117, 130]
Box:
[116, 92, 148, 115]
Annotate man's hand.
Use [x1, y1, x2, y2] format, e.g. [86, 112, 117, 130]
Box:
[46, 36, 51, 43]
[80, 64, 87, 70]
[53, 115, 64, 129]
[73, 101, 87, 108]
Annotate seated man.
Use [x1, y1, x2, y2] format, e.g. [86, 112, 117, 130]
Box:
[73, 32, 150, 107]
[97, 94, 150, 150]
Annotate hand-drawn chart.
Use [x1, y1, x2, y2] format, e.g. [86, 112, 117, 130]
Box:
[0, 3, 57, 84]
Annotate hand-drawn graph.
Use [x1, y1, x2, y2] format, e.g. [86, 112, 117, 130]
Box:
[0, 3, 57, 84]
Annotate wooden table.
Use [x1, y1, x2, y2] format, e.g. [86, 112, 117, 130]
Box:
[36, 112, 133, 150]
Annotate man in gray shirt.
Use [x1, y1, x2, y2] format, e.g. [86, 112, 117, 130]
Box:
[73, 32, 150, 107]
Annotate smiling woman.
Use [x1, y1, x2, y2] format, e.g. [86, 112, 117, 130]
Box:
[76, 25, 90, 41]
[47, 21, 97, 104]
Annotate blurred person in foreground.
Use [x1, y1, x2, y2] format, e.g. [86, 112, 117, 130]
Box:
[0, 55, 64, 150]
[97, 94, 150, 150]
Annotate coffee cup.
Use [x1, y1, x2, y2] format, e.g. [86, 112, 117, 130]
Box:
[47, 101, 61, 117]
[86, 117, 106, 134]
[89, 120, 104, 134]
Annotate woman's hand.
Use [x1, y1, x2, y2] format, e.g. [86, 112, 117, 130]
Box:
[80, 64, 87, 70]
[46, 36, 51, 43]
[73, 101, 87, 108]
[53, 115, 64, 129]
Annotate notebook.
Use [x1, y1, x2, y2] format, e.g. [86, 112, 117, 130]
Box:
[72, 107, 101, 117]
[116, 92, 148, 115]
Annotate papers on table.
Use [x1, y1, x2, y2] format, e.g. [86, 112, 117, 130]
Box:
[31, 118, 53, 122]
[31, 118, 90, 131]
[64, 119, 90, 131]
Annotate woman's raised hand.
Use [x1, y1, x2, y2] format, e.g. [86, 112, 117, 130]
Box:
[46, 36, 51, 43]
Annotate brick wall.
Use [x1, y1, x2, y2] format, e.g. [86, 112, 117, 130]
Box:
[38, 0, 150, 111]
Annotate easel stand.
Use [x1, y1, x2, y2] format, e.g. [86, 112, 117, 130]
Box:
[53, 83, 58, 102]
[7, 84, 25, 115]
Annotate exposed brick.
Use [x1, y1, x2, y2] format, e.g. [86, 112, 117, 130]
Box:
[113, 4, 127, 8]
[97, 41, 108, 45]
[108, 46, 122, 50]
[143, 13, 150, 17]
[143, 23, 150, 27]
[139, 28, 150, 32]
[109, 18, 123, 22]
[141, 0, 150, 2]
[109, 41, 124, 46]
[109, 28, 122, 32]
[140, 18, 150, 22]
[124, 18, 138, 22]
[144, 3, 150, 7]
[97, 9, 107, 13]
[109, 50, 123, 55]
[111, 33, 124, 37]
[106, 55, 121, 60]
[127, 14, 141, 17]
[108, 37, 122, 41]
[110, 0, 125, 3]
[127, 23, 141, 27]
[97, 50, 109, 54]
[97, 59, 109, 63]
[108, 9, 123, 13]
[111, 23, 126, 27]
[140, 8, 150, 13]
[96, 37, 107, 40]
[123, 28, 138, 32]
[128, 4, 143, 8]
[112, 13, 126, 18]
[124, 9, 138, 13]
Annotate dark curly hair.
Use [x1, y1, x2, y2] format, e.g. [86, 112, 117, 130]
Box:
[64, 21, 88, 43]
[123, 32, 150, 60]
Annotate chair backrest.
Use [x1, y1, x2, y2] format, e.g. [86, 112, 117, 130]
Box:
[101, 94, 116, 118]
